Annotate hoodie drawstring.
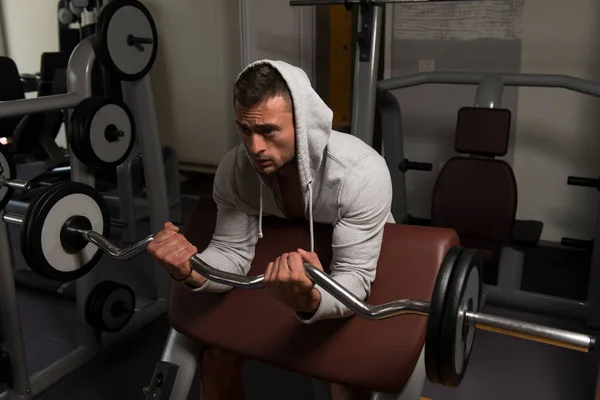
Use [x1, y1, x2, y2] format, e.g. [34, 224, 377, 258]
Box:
[258, 183, 264, 239]
[257, 181, 314, 253]
[307, 182, 314, 252]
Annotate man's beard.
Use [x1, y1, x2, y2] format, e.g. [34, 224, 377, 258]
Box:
[256, 155, 294, 176]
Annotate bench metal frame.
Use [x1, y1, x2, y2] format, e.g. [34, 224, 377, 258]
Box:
[151, 327, 425, 400]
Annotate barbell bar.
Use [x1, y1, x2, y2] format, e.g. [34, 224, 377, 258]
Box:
[3, 183, 595, 355]
[188, 254, 595, 352]
[4, 186, 594, 358]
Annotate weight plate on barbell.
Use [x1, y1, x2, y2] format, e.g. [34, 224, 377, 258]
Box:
[0, 144, 15, 212]
[70, 97, 136, 168]
[20, 181, 111, 282]
[438, 248, 483, 388]
[425, 245, 465, 384]
[96, 0, 158, 81]
[85, 280, 136, 332]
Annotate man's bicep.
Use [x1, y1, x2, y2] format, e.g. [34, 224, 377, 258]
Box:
[332, 156, 393, 273]
[209, 199, 259, 260]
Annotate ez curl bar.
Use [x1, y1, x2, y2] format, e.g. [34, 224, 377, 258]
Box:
[1, 177, 595, 388]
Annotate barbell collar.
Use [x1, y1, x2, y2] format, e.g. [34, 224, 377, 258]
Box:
[0, 179, 33, 191]
[3, 213, 23, 225]
[465, 311, 595, 353]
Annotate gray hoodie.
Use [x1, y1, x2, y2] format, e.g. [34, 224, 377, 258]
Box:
[185, 59, 394, 324]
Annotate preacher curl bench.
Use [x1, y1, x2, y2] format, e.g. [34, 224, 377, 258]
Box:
[143, 197, 595, 400]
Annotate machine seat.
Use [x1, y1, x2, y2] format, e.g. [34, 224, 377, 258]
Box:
[168, 197, 459, 393]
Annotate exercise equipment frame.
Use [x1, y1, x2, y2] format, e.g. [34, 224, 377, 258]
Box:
[0, 35, 170, 400]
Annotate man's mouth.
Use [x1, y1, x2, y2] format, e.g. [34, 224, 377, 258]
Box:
[256, 159, 273, 167]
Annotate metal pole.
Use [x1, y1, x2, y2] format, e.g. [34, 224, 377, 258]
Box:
[378, 91, 408, 222]
[467, 311, 594, 353]
[474, 75, 504, 108]
[0, 94, 83, 119]
[585, 194, 600, 329]
[0, 220, 32, 399]
[66, 36, 102, 353]
[122, 77, 171, 300]
[350, 4, 383, 146]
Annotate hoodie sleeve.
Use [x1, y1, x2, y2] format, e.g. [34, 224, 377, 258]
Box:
[181, 150, 259, 293]
[296, 153, 393, 323]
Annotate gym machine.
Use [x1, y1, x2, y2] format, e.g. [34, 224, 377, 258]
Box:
[376, 71, 600, 328]
[0, 1, 172, 398]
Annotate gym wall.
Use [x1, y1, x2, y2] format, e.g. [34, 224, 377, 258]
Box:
[142, 0, 242, 170]
[144, 0, 314, 170]
[1, 0, 59, 76]
[390, 0, 600, 243]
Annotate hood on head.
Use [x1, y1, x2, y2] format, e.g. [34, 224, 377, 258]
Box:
[234, 59, 333, 252]
[235, 59, 333, 190]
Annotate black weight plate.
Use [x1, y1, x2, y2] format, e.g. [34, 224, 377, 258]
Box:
[20, 181, 111, 282]
[101, 283, 135, 332]
[70, 97, 102, 166]
[71, 97, 136, 168]
[20, 183, 65, 278]
[77, 97, 104, 166]
[84, 282, 102, 329]
[438, 248, 483, 388]
[68, 97, 94, 163]
[425, 245, 464, 384]
[96, 0, 158, 81]
[86, 281, 135, 332]
[83, 98, 136, 168]
[0, 143, 16, 211]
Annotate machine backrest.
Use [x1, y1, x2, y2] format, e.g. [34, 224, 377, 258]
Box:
[38, 52, 68, 97]
[432, 107, 517, 245]
[12, 64, 67, 158]
[0, 57, 26, 138]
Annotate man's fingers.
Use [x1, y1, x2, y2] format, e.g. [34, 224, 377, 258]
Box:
[289, 252, 306, 281]
[277, 253, 292, 282]
[151, 228, 178, 245]
[178, 245, 198, 264]
[297, 248, 323, 270]
[154, 235, 189, 262]
[268, 257, 281, 282]
[264, 262, 274, 284]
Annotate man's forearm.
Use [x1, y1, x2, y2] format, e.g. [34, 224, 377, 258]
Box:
[297, 288, 321, 313]
[182, 270, 207, 288]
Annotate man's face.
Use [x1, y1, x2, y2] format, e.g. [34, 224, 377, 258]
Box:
[234, 96, 295, 176]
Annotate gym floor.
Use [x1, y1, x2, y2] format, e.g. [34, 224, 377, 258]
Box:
[2, 172, 599, 400]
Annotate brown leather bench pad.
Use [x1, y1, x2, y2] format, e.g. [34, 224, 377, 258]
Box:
[168, 198, 459, 393]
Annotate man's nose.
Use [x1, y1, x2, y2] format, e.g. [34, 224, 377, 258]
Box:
[247, 133, 266, 155]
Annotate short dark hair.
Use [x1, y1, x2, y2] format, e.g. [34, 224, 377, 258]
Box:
[233, 63, 293, 111]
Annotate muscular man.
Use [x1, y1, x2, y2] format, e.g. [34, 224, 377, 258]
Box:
[147, 60, 393, 399]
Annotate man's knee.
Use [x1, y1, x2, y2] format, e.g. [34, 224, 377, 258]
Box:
[201, 347, 245, 374]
